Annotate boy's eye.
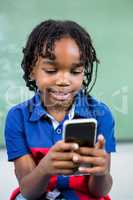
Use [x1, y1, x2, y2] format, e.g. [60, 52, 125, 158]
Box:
[71, 68, 84, 74]
[43, 68, 57, 74]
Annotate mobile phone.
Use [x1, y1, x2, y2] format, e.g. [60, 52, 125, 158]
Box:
[63, 118, 97, 147]
[63, 118, 97, 175]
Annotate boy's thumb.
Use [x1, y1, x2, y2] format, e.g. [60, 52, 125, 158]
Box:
[95, 134, 105, 149]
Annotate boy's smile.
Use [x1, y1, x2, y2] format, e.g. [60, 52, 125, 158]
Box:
[31, 37, 84, 111]
[48, 88, 73, 101]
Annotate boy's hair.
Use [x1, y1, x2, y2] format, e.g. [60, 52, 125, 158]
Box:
[21, 19, 99, 94]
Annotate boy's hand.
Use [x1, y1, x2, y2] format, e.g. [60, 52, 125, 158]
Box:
[39, 140, 79, 176]
[73, 135, 109, 176]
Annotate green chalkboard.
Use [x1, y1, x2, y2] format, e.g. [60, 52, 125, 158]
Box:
[0, 0, 133, 146]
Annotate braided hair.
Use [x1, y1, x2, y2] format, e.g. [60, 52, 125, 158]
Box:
[21, 19, 99, 94]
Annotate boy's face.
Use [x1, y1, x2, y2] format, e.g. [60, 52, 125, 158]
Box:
[31, 37, 84, 110]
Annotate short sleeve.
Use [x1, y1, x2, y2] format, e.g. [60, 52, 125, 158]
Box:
[4, 107, 30, 161]
[96, 103, 116, 153]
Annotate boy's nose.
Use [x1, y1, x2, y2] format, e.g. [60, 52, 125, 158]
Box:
[56, 72, 70, 86]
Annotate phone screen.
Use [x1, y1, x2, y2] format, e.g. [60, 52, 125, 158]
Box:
[64, 120, 96, 147]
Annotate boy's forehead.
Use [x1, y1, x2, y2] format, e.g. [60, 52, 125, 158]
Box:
[42, 36, 79, 51]
[39, 37, 86, 64]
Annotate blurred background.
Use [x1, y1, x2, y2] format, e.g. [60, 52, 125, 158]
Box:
[0, 0, 133, 199]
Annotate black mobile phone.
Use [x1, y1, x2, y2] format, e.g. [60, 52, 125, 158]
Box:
[63, 118, 97, 147]
[63, 118, 97, 175]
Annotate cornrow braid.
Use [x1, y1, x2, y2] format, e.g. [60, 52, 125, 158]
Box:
[21, 19, 99, 93]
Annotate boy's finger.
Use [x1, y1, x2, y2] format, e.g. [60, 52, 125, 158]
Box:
[95, 134, 105, 149]
[52, 140, 79, 152]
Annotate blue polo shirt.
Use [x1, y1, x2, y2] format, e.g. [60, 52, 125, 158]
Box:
[4, 90, 116, 200]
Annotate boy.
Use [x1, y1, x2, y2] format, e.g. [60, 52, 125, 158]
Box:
[5, 20, 116, 200]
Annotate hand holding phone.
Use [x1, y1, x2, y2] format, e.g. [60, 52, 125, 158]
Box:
[63, 118, 97, 175]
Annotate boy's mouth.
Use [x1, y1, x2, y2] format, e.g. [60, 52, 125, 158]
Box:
[49, 91, 72, 101]
[48, 89, 73, 101]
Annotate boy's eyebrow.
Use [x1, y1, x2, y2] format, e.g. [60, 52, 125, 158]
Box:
[43, 59, 55, 64]
[43, 58, 84, 67]
[71, 61, 84, 68]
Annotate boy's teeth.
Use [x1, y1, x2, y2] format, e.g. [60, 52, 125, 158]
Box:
[50, 91, 71, 100]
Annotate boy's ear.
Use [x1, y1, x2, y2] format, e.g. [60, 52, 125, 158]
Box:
[30, 66, 37, 80]
[30, 70, 35, 80]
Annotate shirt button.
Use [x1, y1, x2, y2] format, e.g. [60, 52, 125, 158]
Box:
[56, 128, 62, 134]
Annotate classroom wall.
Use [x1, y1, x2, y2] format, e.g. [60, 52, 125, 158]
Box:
[0, 0, 133, 146]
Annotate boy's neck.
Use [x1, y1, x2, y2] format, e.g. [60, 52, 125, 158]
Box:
[46, 108, 67, 122]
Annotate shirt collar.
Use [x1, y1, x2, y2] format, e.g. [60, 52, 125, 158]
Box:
[29, 92, 48, 121]
[29, 90, 92, 122]
[46, 103, 75, 129]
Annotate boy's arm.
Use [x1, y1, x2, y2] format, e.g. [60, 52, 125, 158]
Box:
[14, 154, 51, 200]
[77, 135, 113, 198]
[87, 154, 113, 198]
